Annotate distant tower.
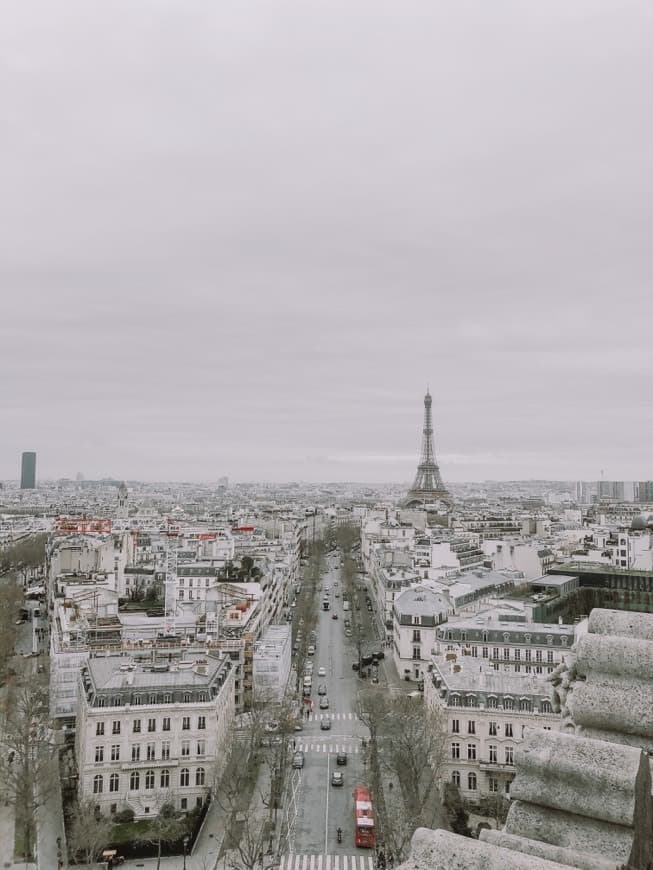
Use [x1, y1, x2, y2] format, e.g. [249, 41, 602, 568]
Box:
[403, 390, 451, 508]
[20, 452, 36, 489]
[117, 481, 128, 518]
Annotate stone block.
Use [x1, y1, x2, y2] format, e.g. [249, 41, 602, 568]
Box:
[570, 678, 653, 738]
[510, 729, 648, 827]
[576, 633, 653, 681]
[589, 609, 653, 641]
[402, 827, 572, 870]
[480, 828, 620, 869]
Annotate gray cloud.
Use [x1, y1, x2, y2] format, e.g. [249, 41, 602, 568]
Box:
[1, 1, 652, 481]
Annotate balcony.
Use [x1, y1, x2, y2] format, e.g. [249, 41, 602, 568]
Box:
[479, 760, 514, 772]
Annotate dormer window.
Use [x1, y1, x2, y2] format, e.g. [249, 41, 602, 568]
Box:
[482, 632, 488, 643]
[503, 633, 510, 643]
[524, 634, 531, 645]
[561, 636, 568, 646]
[546, 635, 553, 645]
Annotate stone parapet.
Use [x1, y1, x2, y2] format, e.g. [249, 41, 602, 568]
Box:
[479, 829, 620, 870]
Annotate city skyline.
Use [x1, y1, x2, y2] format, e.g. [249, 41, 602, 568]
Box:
[2, 2, 652, 482]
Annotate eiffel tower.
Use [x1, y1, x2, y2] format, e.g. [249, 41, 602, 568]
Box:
[403, 389, 451, 508]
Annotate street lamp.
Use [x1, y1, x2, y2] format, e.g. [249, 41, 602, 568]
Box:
[183, 835, 189, 870]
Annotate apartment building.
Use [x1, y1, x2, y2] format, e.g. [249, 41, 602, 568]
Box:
[392, 587, 451, 681]
[434, 609, 576, 677]
[76, 652, 234, 819]
[425, 655, 560, 799]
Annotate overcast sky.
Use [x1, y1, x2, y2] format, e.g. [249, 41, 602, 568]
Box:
[2, 1, 652, 484]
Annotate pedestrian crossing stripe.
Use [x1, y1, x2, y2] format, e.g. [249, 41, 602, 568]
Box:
[307, 712, 358, 722]
[295, 743, 360, 754]
[280, 855, 374, 870]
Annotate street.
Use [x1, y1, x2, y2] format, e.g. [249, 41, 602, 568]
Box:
[284, 553, 374, 865]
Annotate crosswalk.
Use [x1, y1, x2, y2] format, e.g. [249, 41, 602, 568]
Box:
[280, 856, 374, 870]
[306, 712, 358, 722]
[295, 742, 360, 754]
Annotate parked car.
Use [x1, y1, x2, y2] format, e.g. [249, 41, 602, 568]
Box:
[336, 752, 347, 766]
[319, 697, 329, 710]
[331, 771, 344, 787]
[307, 645, 315, 656]
[345, 629, 352, 637]
[318, 683, 327, 695]
[332, 613, 338, 620]
[352, 662, 360, 671]
[292, 751, 305, 769]
[320, 719, 332, 730]
[318, 666, 326, 677]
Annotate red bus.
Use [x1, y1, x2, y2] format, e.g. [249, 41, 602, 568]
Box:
[353, 785, 375, 849]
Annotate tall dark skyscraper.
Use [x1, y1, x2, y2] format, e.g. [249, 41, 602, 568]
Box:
[20, 451, 36, 489]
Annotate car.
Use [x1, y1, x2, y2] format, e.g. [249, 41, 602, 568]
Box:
[331, 771, 344, 787]
[336, 752, 347, 766]
[345, 629, 352, 637]
[307, 645, 315, 656]
[320, 718, 332, 730]
[293, 721, 303, 731]
[318, 667, 326, 677]
[318, 683, 327, 695]
[292, 751, 305, 769]
[305, 663, 313, 674]
[352, 662, 360, 671]
[344, 619, 351, 628]
[334, 592, 340, 598]
[15, 618, 26, 625]
[293, 643, 300, 652]
[331, 613, 338, 620]
[319, 696, 329, 709]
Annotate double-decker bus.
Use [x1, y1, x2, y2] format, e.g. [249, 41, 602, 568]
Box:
[353, 785, 375, 848]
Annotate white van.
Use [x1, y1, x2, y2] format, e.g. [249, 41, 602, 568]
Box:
[307, 645, 315, 655]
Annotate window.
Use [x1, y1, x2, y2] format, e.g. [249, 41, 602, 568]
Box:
[146, 743, 156, 761]
[112, 721, 121, 735]
[487, 696, 497, 709]
[412, 647, 421, 660]
[95, 746, 104, 763]
[180, 768, 190, 787]
[145, 770, 155, 790]
[482, 631, 489, 643]
[514, 649, 520, 661]
[467, 772, 477, 791]
[467, 721, 475, 735]
[488, 776, 499, 793]
[489, 744, 497, 762]
[505, 746, 514, 764]
[109, 773, 119, 793]
[488, 721, 498, 736]
[113, 695, 122, 706]
[130, 771, 140, 791]
[541, 700, 552, 714]
[198, 716, 206, 730]
[561, 636, 568, 646]
[93, 775, 103, 794]
[196, 767, 206, 786]
[147, 718, 156, 733]
[133, 719, 141, 734]
[110, 803, 117, 815]
[96, 722, 105, 736]
[196, 740, 206, 757]
[179, 590, 185, 600]
[161, 741, 170, 761]
[471, 646, 478, 658]
[482, 646, 488, 659]
[492, 648, 499, 660]
[503, 649, 510, 661]
[536, 650, 542, 663]
[525, 649, 532, 662]
[182, 717, 191, 730]
[505, 723, 513, 737]
[460, 631, 467, 642]
[183, 693, 192, 703]
[450, 695, 461, 707]
[467, 744, 476, 761]
[132, 745, 141, 762]
[97, 698, 105, 707]
[412, 630, 421, 642]
[547, 650, 554, 663]
[162, 717, 171, 732]
[451, 770, 460, 787]
[546, 635, 553, 646]
[519, 699, 531, 712]
[180, 798, 188, 810]
[524, 634, 531, 645]
[164, 694, 172, 704]
[181, 740, 190, 757]
[149, 694, 156, 704]
[111, 745, 120, 762]
[161, 769, 170, 788]
[451, 742, 460, 760]
[451, 719, 460, 734]
[504, 697, 514, 711]
[134, 695, 142, 706]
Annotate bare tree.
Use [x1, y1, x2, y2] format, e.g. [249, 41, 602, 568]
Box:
[137, 799, 187, 870]
[380, 696, 448, 828]
[68, 797, 113, 868]
[0, 678, 58, 861]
